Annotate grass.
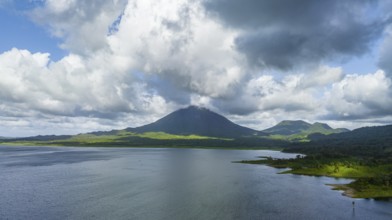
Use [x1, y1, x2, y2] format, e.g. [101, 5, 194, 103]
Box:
[2, 130, 288, 150]
[85, 131, 227, 140]
[329, 183, 392, 199]
[238, 156, 392, 199]
[132, 132, 228, 140]
[5, 131, 227, 145]
[67, 134, 120, 143]
[268, 134, 310, 142]
[281, 163, 389, 178]
[0, 131, 276, 150]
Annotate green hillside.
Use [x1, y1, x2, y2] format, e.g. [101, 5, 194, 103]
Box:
[263, 120, 349, 141]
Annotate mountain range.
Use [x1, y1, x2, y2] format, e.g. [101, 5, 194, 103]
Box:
[1, 105, 390, 149]
[122, 106, 349, 139]
[90, 106, 345, 139]
[263, 120, 349, 135]
[262, 120, 349, 141]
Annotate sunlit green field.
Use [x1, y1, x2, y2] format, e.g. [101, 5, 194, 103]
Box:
[67, 131, 222, 143]
[0, 131, 261, 149]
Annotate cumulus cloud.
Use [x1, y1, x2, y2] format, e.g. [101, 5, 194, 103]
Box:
[107, 0, 246, 99]
[30, 0, 128, 55]
[299, 66, 344, 89]
[0, 0, 392, 136]
[203, 0, 390, 70]
[0, 47, 176, 135]
[30, 0, 247, 99]
[214, 66, 344, 116]
[0, 0, 247, 135]
[325, 70, 392, 120]
[217, 69, 392, 130]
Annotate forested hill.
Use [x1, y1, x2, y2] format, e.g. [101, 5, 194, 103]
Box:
[285, 125, 392, 158]
[263, 120, 348, 136]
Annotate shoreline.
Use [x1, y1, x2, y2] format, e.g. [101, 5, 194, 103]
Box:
[0, 143, 284, 151]
[238, 158, 392, 199]
[326, 184, 356, 198]
[3, 144, 391, 199]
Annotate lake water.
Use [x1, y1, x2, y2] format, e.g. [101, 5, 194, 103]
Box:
[0, 146, 391, 220]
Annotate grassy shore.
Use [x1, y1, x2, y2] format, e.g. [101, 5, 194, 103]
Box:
[238, 156, 392, 199]
[327, 183, 392, 199]
[0, 142, 283, 151]
[0, 131, 288, 150]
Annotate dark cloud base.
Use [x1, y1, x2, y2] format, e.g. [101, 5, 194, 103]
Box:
[204, 0, 389, 70]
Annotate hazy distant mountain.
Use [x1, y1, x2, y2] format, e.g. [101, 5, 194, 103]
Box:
[263, 120, 349, 136]
[127, 106, 264, 138]
[2, 106, 390, 151]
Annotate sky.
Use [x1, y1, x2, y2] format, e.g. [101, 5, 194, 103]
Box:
[0, 0, 392, 137]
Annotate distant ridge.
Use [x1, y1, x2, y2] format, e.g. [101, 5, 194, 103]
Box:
[2, 106, 391, 150]
[263, 120, 349, 136]
[127, 105, 264, 138]
[309, 124, 392, 142]
[286, 124, 392, 156]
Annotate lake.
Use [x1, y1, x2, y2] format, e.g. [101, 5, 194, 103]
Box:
[0, 146, 391, 220]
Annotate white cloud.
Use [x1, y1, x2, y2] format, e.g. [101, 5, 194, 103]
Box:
[325, 70, 392, 119]
[107, 0, 245, 98]
[299, 66, 344, 89]
[45, 0, 76, 13]
[216, 66, 343, 116]
[216, 68, 392, 130]
[30, 0, 127, 54]
[0, 47, 178, 136]
[0, 0, 391, 136]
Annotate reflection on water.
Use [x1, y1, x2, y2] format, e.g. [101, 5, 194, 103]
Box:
[0, 146, 391, 220]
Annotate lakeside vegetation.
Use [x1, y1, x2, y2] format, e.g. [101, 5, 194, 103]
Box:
[0, 131, 287, 149]
[238, 125, 392, 200]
